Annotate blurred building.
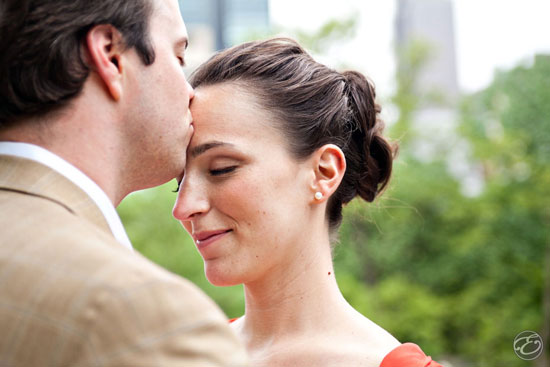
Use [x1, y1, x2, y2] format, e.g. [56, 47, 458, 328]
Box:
[395, 0, 484, 195]
[178, 0, 270, 70]
[395, 0, 459, 106]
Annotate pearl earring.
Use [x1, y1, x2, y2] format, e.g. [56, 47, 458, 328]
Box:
[314, 192, 323, 200]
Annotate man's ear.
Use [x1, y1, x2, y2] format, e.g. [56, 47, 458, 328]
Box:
[310, 144, 346, 203]
[85, 25, 124, 101]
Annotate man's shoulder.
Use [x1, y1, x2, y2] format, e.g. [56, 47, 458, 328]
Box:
[0, 185, 206, 300]
[1, 187, 123, 258]
[0, 189, 248, 366]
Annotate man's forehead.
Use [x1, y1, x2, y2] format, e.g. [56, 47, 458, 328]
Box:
[150, 0, 185, 28]
[149, 0, 188, 42]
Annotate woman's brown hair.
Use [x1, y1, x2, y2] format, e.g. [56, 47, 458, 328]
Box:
[191, 38, 397, 231]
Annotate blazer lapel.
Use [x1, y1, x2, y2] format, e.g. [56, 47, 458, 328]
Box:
[0, 154, 113, 238]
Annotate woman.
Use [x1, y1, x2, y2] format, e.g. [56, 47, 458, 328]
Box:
[173, 38, 442, 367]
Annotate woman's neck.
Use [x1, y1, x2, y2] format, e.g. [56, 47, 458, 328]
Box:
[238, 233, 350, 350]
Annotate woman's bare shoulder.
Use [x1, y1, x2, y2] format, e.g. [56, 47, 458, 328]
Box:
[331, 309, 402, 365]
[261, 334, 399, 367]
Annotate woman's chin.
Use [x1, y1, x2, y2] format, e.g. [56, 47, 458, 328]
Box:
[206, 275, 241, 287]
[205, 268, 243, 287]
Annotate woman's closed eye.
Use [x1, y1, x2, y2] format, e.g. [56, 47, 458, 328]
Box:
[210, 165, 238, 176]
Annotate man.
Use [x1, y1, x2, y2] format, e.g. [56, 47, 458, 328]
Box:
[0, 0, 248, 366]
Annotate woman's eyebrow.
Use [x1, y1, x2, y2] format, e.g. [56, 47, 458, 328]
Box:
[190, 141, 234, 158]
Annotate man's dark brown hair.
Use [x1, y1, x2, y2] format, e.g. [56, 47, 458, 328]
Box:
[0, 0, 156, 126]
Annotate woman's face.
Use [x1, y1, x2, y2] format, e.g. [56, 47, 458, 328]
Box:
[173, 83, 314, 286]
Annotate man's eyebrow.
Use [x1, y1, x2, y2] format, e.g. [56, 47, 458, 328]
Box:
[191, 141, 233, 158]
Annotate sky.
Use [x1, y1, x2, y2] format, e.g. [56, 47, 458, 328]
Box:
[269, 0, 550, 98]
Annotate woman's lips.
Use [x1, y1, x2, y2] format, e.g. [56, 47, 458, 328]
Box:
[193, 229, 232, 249]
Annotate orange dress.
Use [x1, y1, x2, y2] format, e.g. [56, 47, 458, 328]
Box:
[229, 318, 442, 366]
[380, 343, 442, 367]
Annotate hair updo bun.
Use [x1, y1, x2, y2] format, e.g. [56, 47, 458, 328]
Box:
[340, 70, 396, 203]
[190, 37, 397, 231]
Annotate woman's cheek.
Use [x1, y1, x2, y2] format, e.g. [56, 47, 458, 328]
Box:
[222, 177, 263, 211]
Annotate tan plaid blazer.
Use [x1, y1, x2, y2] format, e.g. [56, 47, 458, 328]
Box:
[0, 155, 248, 367]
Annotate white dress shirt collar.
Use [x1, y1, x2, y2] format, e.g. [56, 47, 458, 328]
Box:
[0, 142, 133, 250]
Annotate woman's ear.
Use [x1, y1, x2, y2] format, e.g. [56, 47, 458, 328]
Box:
[85, 24, 125, 101]
[310, 144, 346, 203]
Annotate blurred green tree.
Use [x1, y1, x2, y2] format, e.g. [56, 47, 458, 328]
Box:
[335, 54, 549, 366]
[456, 55, 549, 366]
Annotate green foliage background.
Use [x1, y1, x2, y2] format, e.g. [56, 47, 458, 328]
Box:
[118, 23, 549, 367]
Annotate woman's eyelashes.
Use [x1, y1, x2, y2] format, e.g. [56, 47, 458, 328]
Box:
[209, 165, 238, 176]
[173, 179, 183, 193]
[177, 56, 186, 68]
[172, 164, 238, 193]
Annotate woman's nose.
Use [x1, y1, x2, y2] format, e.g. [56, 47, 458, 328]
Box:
[187, 81, 195, 101]
[172, 177, 209, 221]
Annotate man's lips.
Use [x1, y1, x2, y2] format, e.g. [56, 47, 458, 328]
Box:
[193, 229, 232, 248]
